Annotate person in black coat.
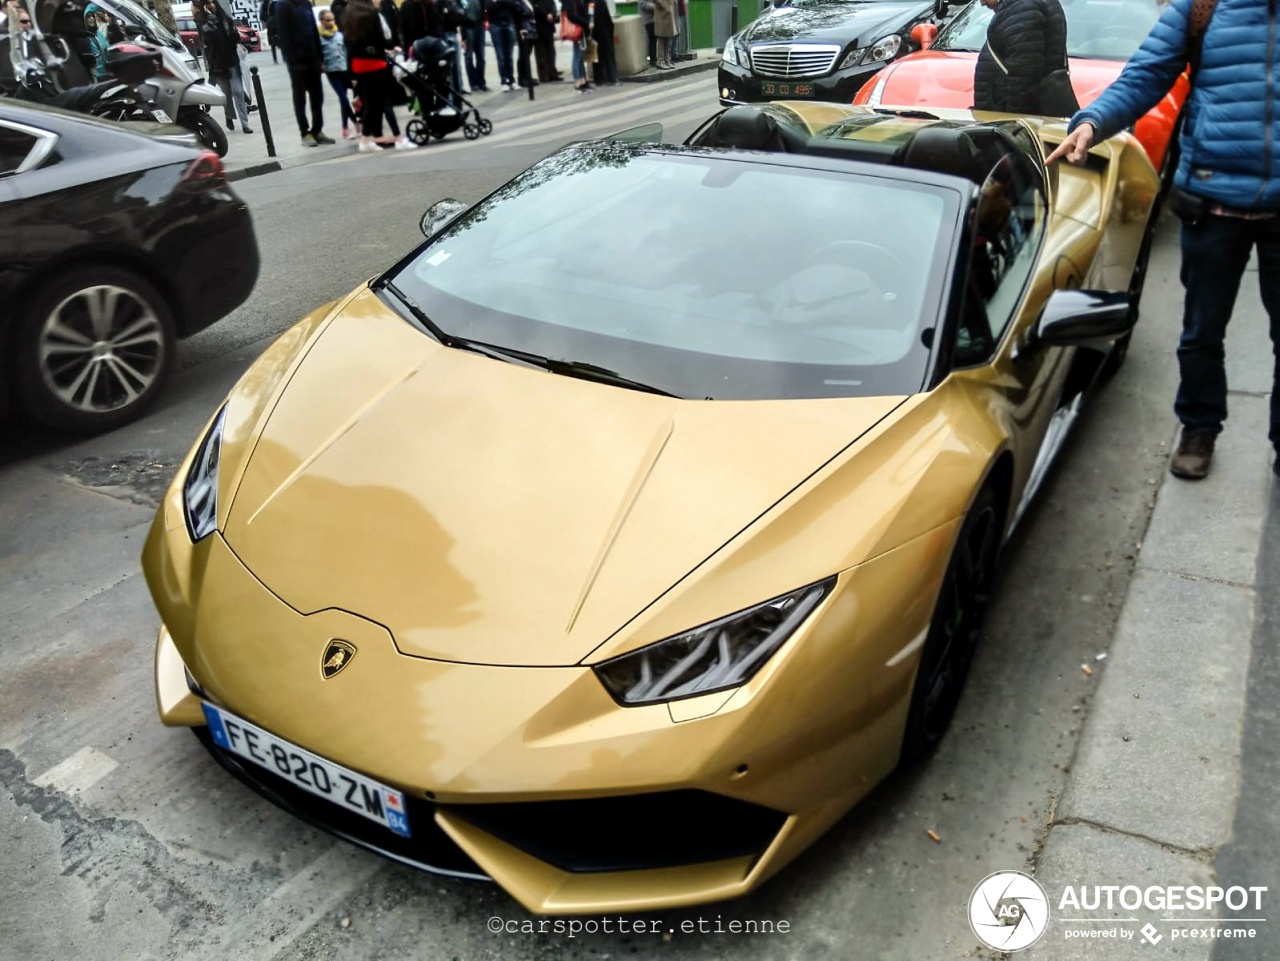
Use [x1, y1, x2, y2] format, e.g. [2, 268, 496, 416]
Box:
[532, 0, 562, 81]
[201, 0, 252, 132]
[972, 0, 1070, 114]
[590, 0, 616, 85]
[277, 0, 334, 143]
[260, 0, 278, 61]
[515, 0, 537, 87]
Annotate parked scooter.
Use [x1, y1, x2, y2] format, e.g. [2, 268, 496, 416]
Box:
[106, 38, 227, 155]
[3, 0, 228, 154]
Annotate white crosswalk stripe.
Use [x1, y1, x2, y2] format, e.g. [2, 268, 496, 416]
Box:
[426, 76, 719, 152]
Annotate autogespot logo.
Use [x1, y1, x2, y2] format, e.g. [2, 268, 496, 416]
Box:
[969, 871, 1051, 952]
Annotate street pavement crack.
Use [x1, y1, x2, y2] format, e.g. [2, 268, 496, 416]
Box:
[1049, 814, 1220, 865]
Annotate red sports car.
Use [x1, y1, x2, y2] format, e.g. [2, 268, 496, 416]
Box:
[853, 0, 1188, 176]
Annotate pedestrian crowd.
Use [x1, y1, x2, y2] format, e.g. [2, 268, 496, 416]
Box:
[241, 0, 678, 149]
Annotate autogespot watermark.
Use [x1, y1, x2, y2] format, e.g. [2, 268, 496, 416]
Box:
[487, 915, 792, 939]
[969, 871, 1269, 951]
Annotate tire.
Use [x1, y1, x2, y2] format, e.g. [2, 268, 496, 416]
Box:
[463, 122, 480, 140]
[13, 265, 176, 434]
[478, 118, 493, 135]
[406, 118, 430, 145]
[899, 485, 1003, 764]
[180, 109, 229, 157]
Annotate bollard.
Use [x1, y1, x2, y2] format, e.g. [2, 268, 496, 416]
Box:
[250, 66, 276, 158]
[731, 1, 738, 35]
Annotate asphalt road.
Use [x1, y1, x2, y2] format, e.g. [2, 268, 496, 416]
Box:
[1, 80, 1189, 961]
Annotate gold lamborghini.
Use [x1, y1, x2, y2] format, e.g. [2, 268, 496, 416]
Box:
[143, 103, 1159, 914]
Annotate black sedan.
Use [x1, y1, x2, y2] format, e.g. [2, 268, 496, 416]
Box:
[0, 100, 258, 434]
[718, 0, 953, 106]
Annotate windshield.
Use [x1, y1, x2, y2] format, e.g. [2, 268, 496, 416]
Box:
[385, 144, 961, 401]
[935, 0, 1162, 61]
[98, 0, 183, 46]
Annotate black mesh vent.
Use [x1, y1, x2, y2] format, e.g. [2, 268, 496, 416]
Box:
[445, 790, 786, 873]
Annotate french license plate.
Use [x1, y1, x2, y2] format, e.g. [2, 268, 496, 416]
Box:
[151, 109, 172, 122]
[202, 703, 411, 837]
[761, 82, 814, 97]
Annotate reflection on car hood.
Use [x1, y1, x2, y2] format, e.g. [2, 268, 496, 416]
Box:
[222, 289, 906, 667]
[873, 50, 1123, 108]
[742, 0, 931, 47]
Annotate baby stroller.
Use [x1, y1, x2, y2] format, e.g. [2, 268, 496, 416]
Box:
[392, 37, 492, 144]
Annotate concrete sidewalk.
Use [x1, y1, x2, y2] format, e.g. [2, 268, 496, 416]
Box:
[1025, 229, 1279, 957]
[220, 41, 716, 179]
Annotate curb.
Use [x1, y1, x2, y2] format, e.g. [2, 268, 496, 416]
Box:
[227, 161, 283, 182]
[621, 56, 719, 83]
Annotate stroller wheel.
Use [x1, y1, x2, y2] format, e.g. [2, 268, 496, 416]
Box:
[478, 118, 493, 136]
[406, 119, 430, 145]
[463, 123, 480, 140]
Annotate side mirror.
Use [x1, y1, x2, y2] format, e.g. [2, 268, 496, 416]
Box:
[911, 22, 938, 50]
[420, 198, 467, 237]
[1030, 289, 1134, 350]
[604, 121, 664, 143]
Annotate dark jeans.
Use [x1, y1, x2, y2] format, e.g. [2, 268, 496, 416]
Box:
[645, 21, 656, 65]
[489, 22, 516, 86]
[463, 23, 487, 88]
[533, 32, 558, 80]
[1177, 213, 1280, 443]
[356, 68, 390, 138]
[288, 64, 324, 136]
[591, 26, 617, 83]
[517, 34, 534, 86]
[326, 71, 356, 128]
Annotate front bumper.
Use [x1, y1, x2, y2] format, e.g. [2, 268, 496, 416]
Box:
[146, 494, 938, 912]
[717, 59, 889, 106]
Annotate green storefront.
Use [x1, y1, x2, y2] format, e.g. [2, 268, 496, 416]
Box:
[615, 0, 765, 51]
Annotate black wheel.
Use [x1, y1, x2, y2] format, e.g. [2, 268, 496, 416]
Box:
[406, 118, 430, 145]
[13, 265, 176, 434]
[463, 122, 480, 140]
[900, 485, 1003, 763]
[180, 109, 229, 157]
[478, 117, 493, 135]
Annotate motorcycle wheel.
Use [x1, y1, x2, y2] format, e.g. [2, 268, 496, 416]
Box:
[180, 110, 229, 158]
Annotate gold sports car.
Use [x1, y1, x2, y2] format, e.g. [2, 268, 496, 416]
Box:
[144, 103, 1158, 914]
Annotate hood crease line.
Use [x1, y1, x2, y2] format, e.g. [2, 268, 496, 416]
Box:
[564, 417, 675, 636]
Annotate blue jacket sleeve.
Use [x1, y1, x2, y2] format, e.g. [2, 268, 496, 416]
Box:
[1069, 0, 1191, 140]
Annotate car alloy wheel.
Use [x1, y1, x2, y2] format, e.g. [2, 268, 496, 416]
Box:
[900, 485, 1002, 762]
[17, 266, 176, 434]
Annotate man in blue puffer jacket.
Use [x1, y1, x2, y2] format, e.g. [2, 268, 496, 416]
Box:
[1049, 0, 1280, 481]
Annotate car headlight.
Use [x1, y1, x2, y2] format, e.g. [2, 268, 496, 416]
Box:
[864, 34, 902, 63]
[722, 36, 744, 67]
[183, 404, 228, 542]
[839, 45, 867, 69]
[593, 578, 835, 707]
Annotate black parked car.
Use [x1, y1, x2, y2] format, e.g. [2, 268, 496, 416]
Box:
[0, 100, 258, 434]
[718, 0, 953, 106]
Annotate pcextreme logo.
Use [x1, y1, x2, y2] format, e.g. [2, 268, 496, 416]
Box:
[969, 873, 1269, 950]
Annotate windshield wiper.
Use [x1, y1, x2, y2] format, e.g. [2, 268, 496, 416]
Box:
[377, 279, 679, 397]
[539, 358, 680, 398]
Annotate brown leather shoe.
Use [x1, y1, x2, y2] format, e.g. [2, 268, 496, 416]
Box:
[1170, 427, 1217, 480]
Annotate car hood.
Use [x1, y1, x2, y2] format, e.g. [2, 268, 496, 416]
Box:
[742, 0, 929, 47]
[222, 289, 907, 667]
[871, 50, 1122, 107]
